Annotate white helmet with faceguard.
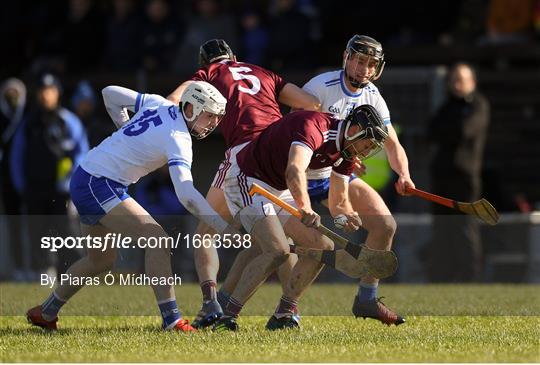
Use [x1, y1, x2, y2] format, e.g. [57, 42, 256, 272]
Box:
[343, 35, 385, 88]
[180, 81, 227, 139]
[340, 104, 389, 161]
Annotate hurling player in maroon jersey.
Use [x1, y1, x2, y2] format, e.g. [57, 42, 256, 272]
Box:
[167, 39, 320, 328]
[211, 105, 388, 331]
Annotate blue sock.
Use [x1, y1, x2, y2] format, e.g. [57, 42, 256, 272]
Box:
[217, 290, 230, 308]
[41, 292, 66, 320]
[158, 299, 181, 329]
[357, 282, 378, 302]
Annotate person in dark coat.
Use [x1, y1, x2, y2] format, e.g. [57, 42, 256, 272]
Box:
[426, 62, 490, 282]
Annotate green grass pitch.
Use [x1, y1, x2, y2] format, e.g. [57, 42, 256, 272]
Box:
[1, 283, 539, 362]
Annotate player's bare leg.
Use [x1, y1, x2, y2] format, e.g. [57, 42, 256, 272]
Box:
[277, 243, 298, 292]
[345, 178, 404, 325]
[99, 199, 177, 302]
[28, 198, 195, 331]
[191, 186, 234, 328]
[214, 215, 290, 331]
[54, 223, 118, 301]
[195, 187, 233, 283]
[219, 243, 297, 304]
[26, 223, 118, 330]
[266, 217, 333, 330]
[219, 245, 259, 300]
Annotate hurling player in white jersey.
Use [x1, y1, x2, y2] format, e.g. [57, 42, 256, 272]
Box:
[302, 35, 416, 325]
[26, 81, 238, 332]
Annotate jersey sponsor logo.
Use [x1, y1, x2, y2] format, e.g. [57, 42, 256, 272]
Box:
[191, 93, 205, 105]
[344, 102, 356, 116]
[123, 109, 163, 136]
[168, 105, 177, 120]
[329, 105, 340, 114]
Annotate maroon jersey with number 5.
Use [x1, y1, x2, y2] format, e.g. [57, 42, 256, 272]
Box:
[189, 60, 287, 148]
[236, 110, 355, 191]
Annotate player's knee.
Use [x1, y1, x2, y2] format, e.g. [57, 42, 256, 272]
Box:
[269, 249, 290, 268]
[319, 236, 334, 250]
[89, 254, 116, 273]
[238, 245, 261, 261]
[378, 215, 397, 241]
[195, 220, 214, 236]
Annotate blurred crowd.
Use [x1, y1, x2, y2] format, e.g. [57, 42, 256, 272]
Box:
[1, 0, 539, 282]
[1, 0, 539, 79]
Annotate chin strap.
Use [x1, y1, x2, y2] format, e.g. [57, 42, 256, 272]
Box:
[345, 72, 368, 89]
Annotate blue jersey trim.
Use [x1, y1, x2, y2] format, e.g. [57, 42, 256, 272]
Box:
[168, 160, 191, 169]
[339, 71, 363, 98]
[135, 93, 142, 113]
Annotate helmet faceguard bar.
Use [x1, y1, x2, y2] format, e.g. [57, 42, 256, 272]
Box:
[341, 104, 389, 161]
[180, 81, 227, 140]
[343, 35, 386, 87]
[189, 111, 225, 140]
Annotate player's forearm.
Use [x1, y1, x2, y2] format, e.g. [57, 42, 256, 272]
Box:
[102, 86, 138, 128]
[328, 173, 354, 217]
[386, 141, 411, 179]
[279, 83, 321, 111]
[329, 199, 354, 217]
[285, 165, 312, 211]
[166, 81, 193, 104]
[169, 167, 228, 233]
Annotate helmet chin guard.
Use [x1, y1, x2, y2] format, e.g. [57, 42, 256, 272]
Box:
[343, 35, 385, 88]
[341, 105, 389, 161]
[180, 81, 227, 139]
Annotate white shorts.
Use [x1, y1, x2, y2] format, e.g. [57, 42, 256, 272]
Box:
[211, 142, 249, 189]
[223, 151, 294, 232]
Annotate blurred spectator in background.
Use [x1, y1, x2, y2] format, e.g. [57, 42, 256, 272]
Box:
[10, 73, 89, 280]
[24, 2, 69, 76]
[103, 0, 142, 71]
[62, 0, 105, 73]
[173, 0, 238, 74]
[141, 0, 181, 72]
[239, 10, 269, 66]
[71, 80, 115, 147]
[267, 0, 313, 71]
[426, 63, 490, 282]
[0, 78, 27, 279]
[447, 0, 489, 44]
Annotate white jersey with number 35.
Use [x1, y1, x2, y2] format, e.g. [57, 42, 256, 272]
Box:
[81, 93, 192, 186]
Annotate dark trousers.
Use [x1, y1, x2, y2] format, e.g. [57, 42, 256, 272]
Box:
[1, 161, 24, 270]
[25, 194, 79, 274]
[426, 175, 483, 282]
